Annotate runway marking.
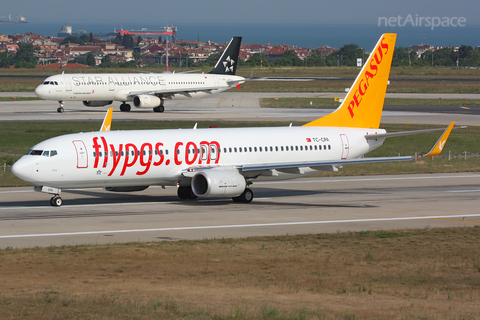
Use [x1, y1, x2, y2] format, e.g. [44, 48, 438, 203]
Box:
[431, 218, 480, 224]
[447, 189, 480, 193]
[1, 214, 480, 239]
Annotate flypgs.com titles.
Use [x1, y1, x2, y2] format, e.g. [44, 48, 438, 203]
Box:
[378, 14, 466, 30]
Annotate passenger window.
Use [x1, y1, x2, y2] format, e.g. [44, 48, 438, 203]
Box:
[281, 146, 284, 151]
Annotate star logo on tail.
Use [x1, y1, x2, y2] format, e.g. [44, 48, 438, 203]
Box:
[222, 56, 235, 73]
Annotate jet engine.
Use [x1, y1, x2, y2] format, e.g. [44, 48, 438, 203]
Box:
[105, 186, 149, 192]
[191, 170, 246, 198]
[133, 95, 161, 108]
[83, 101, 113, 107]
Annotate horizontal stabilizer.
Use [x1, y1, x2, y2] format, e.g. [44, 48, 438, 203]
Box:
[365, 124, 465, 139]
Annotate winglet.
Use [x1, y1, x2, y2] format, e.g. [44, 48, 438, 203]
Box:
[100, 108, 113, 131]
[420, 122, 455, 158]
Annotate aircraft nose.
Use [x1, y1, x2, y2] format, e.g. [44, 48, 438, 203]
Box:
[11, 157, 33, 182]
[34, 85, 45, 99]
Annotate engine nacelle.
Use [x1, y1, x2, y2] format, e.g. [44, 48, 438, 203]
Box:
[133, 95, 161, 108]
[105, 186, 149, 192]
[191, 170, 246, 198]
[83, 101, 113, 107]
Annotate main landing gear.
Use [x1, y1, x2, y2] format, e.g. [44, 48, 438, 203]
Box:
[57, 101, 64, 113]
[153, 105, 165, 113]
[153, 98, 165, 113]
[232, 188, 254, 203]
[120, 103, 131, 112]
[177, 186, 197, 200]
[50, 195, 63, 207]
[177, 186, 254, 203]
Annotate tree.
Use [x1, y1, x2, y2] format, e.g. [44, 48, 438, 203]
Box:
[245, 53, 269, 67]
[13, 43, 37, 68]
[86, 52, 96, 66]
[99, 54, 115, 68]
[61, 36, 85, 45]
[273, 50, 303, 67]
[325, 43, 363, 66]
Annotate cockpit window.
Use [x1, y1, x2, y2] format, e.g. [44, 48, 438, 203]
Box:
[27, 149, 57, 157]
[28, 149, 43, 156]
[43, 81, 50, 85]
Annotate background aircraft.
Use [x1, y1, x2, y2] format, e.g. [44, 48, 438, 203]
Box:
[35, 37, 244, 113]
[13, 34, 455, 206]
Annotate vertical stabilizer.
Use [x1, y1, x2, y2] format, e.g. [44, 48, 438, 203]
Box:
[209, 37, 242, 75]
[304, 33, 397, 128]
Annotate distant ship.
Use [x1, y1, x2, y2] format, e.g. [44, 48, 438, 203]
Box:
[58, 23, 73, 37]
[0, 14, 28, 24]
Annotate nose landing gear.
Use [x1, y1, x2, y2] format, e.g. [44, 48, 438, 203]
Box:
[57, 101, 64, 113]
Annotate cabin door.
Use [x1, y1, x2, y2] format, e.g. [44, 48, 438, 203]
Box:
[340, 134, 349, 159]
[72, 140, 88, 168]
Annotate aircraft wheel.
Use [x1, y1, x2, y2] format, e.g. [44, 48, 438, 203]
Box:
[153, 105, 165, 113]
[186, 186, 197, 199]
[233, 188, 254, 203]
[50, 196, 63, 207]
[120, 104, 131, 112]
[57, 107, 64, 113]
[177, 186, 188, 199]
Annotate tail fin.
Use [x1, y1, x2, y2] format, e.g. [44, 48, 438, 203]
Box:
[100, 107, 113, 131]
[209, 37, 242, 75]
[304, 33, 397, 129]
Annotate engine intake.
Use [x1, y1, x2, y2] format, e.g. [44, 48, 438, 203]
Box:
[133, 95, 161, 108]
[191, 170, 246, 198]
[83, 101, 113, 107]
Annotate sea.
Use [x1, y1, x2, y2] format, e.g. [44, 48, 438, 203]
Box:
[1, 22, 479, 49]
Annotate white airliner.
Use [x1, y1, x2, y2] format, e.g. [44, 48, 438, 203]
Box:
[13, 34, 456, 207]
[35, 37, 245, 113]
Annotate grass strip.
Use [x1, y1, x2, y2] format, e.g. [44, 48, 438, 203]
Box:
[0, 227, 479, 319]
[260, 97, 480, 108]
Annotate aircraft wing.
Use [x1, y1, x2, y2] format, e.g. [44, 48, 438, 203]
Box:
[125, 85, 232, 99]
[238, 155, 414, 172]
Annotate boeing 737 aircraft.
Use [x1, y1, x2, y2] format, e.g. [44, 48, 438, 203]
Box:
[13, 34, 456, 207]
[35, 37, 244, 113]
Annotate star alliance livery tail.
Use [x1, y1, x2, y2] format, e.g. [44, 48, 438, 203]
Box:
[304, 33, 397, 129]
[209, 37, 242, 75]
